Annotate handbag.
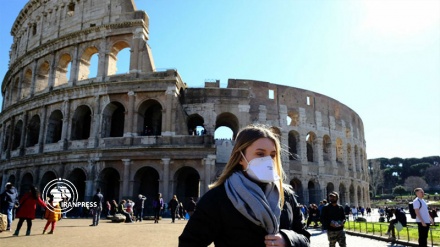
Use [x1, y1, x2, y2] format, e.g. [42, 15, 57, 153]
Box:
[395, 221, 403, 232]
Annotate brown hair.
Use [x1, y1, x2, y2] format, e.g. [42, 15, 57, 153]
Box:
[209, 124, 285, 205]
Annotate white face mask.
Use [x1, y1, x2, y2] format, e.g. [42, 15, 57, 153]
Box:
[241, 152, 280, 183]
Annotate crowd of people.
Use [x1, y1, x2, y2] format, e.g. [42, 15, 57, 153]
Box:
[0, 125, 438, 247]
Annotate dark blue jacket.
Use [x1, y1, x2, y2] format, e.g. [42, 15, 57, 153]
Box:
[1, 186, 19, 208]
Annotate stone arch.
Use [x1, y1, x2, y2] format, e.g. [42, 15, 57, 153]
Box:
[21, 68, 32, 99]
[20, 172, 34, 195]
[12, 120, 23, 150]
[287, 110, 299, 126]
[40, 170, 57, 192]
[7, 175, 16, 186]
[323, 135, 331, 161]
[306, 132, 317, 162]
[78, 46, 99, 80]
[71, 105, 92, 140]
[138, 99, 162, 136]
[3, 125, 11, 151]
[67, 168, 87, 202]
[326, 182, 335, 199]
[347, 144, 353, 171]
[339, 183, 347, 205]
[349, 183, 355, 206]
[357, 185, 362, 206]
[215, 112, 239, 139]
[133, 166, 160, 200]
[336, 138, 343, 164]
[54, 53, 72, 87]
[98, 167, 120, 202]
[288, 130, 299, 160]
[108, 40, 130, 76]
[46, 110, 63, 144]
[102, 101, 125, 137]
[35, 60, 50, 93]
[174, 166, 200, 202]
[187, 114, 205, 136]
[290, 178, 304, 204]
[307, 179, 321, 204]
[26, 114, 40, 147]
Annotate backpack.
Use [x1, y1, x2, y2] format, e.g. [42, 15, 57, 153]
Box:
[409, 199, 421, 219]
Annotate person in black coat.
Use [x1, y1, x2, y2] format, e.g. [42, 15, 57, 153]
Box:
[386, 208, 407, 240]
[320, 192, 346, 247]
[0, 182, 19, 231]
[179, 125, 310, 247]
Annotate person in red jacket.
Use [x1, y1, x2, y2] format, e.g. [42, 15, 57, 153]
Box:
[13, 186, 46, 236]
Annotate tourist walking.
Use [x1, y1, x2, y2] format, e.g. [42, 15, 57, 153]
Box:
[0, 182, 19, 231]
[13, 186, 46, 236]
[90, 188, 104, 226]
[134, 194, 146, 222]
[413, 188, 434, 247]
[42, 196, 61, 234]
[320, 191, 346, 247]
[168, 195, 179, 223]
[152, 193, 163, 223]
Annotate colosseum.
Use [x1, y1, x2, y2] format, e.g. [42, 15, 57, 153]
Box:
[0, 0, 369, 213]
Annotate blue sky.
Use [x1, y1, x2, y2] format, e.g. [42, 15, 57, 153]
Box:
[0, 0, 439, 159]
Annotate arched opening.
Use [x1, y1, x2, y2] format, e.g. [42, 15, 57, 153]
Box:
[214, 126, 233, 140]
[290, 178, 303, 204]
[349, 184, 355, 206]
[40, 171, 57, 192]
[67, 168, 87, 217]
[12, 120, 23, 150]
[46, 110, 63, 144]
[78, 46, 99, 80]
[323, 135, 331, 161]
[102, 102, 125, 137]
[133, 166, 159, 215]
[108, 41, 130, 75]
[20, 173, 34, 195]
[357, 185, 362, 206]
[308, 180, 320, 205]
[26, 115, 40, 147]
[215, 112, 239, 139]
[287, 110, 299, 126]
[288, 130, 299, 160]
[3, 125, 11, 151]
[326, 183, 335, 199]
[306, 132, 316, 162]
[138, 100, 162, 136]
[55, 53, 72, 87]
[98, 168, 120, 202]
[339, 183, 347, 205]
[336, 138, 343, 164]
[21, 69, 32, 99]
[175, 167, 200, 207]
[187, 114, 205, 136]
[71, 105, 92, 140]
[35, 61, 50, 93]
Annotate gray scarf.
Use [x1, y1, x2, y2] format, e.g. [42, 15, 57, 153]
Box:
[225, 171, 281, 234]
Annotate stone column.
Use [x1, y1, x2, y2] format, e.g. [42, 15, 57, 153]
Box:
[38, 106, 48, 153]
[122, 159, 131, 198]
[19, 113, 28, 156]
[203, 155, 216, 195]
[163, 87, 175, 136]
[89, 95, 100, 148]
[124, 91, 135, 136]
[61, 99, 70, 150]
[161, 158, 171, 201]
[69, 45, 80, 85]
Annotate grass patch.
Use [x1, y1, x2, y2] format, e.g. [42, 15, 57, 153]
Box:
[345, 221, 440, 245]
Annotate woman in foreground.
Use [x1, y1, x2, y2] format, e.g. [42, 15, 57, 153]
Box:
[179, 125, 310, 247]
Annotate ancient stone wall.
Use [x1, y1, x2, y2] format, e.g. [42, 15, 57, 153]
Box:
[0, 0, 369, 209]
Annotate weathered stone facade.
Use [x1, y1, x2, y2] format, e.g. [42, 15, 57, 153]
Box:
[0, 0, 369, 212]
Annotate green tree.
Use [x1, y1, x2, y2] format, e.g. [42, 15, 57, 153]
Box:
[392, 185, 406, 197]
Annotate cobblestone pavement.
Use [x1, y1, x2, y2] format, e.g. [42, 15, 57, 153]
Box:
[0, 217, 422, 247]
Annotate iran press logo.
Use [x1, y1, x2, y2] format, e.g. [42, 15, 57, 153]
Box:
[42, 178, 96, 213]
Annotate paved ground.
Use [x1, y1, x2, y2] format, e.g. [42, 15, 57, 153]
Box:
[0, 217, 420, 247]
